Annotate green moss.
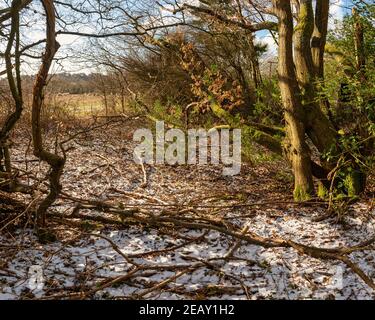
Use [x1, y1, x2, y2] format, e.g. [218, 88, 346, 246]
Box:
[209, 99, 238, 126]
[294, 2, 314, 36]
[293, 185, 312, 202]
[294, 4, 308, 32]
[344, 174, 355, 197]
[317, 183, 328, 199]
[343, 170, 366, 197]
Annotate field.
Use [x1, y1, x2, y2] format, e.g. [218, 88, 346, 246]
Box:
[46, 94, 111, 117]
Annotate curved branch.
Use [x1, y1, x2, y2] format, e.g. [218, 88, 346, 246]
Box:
[32, 0, 65, 226]
[175, 3, 277, 32]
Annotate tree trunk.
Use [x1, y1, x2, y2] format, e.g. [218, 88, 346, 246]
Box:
[0, 0, 23, 192]
[311, 0, 329, 78]
[311, 0, 336, 128]
[32, 0, 65, 227]
[273, 0, 314, 200]
[353, 7, 366, 80]
[293, 1, 366, 196]
[293, 0, 337, 158]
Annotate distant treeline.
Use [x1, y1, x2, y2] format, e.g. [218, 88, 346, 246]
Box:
[1, 73, 104, 95]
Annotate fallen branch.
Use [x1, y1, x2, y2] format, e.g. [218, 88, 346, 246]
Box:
[56, 197, 375, 291]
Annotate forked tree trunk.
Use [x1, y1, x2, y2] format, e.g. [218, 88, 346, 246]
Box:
[292, 0, 366, 196]
[273, 0, 314, 200]
[293, 0, 337, 159]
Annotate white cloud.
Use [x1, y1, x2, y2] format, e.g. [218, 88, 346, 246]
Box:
[255, 31, 278, 59]
[329, 0, 345, 29]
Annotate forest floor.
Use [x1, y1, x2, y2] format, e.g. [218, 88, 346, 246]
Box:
[0, 116, 374, 300]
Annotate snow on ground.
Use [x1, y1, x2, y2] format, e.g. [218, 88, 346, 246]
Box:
[1, 123, 374, 300]
[1, 207, 374, 300]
